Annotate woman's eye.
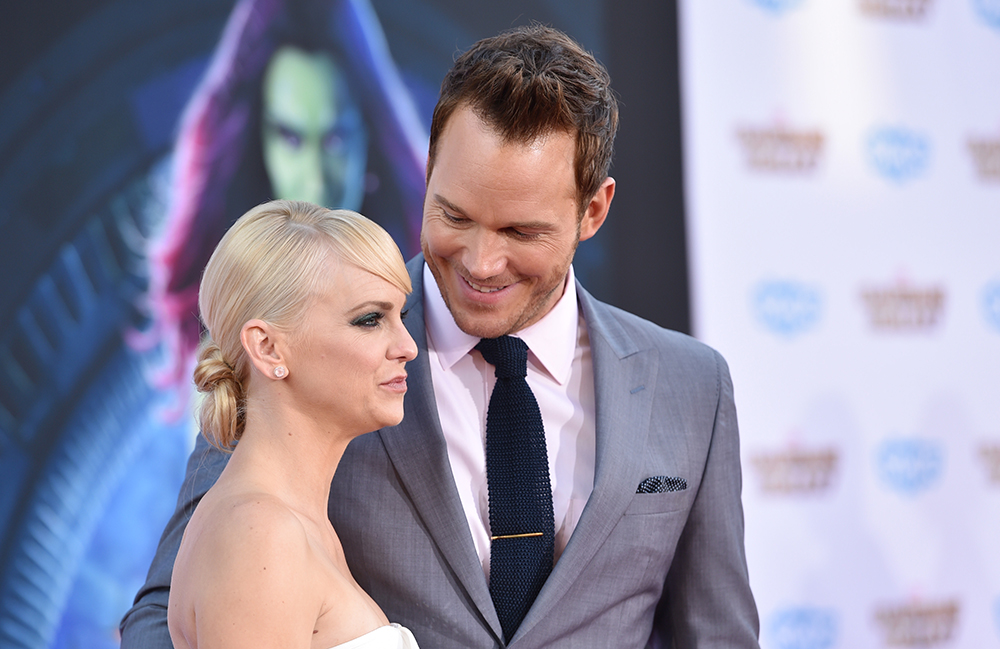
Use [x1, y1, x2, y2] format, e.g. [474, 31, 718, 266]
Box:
[277, 125, 302, 148]
[351, 312, 383, 328]
[400, 308, 410, 322]
[322, 129, 345, 152]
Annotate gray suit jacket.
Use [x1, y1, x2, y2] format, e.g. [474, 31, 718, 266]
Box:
[120, 256, 759, 648]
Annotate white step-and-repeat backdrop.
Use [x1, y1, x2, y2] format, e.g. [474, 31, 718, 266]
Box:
[679, 1, 1000, 647]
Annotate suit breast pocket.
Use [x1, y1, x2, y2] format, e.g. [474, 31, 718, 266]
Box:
[623, 490, 690, 516]
[600, 491, 692, 585]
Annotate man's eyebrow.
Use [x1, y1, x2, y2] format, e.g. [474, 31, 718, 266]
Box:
[432, 194, 465, 215]
[433, 193, 552, 231]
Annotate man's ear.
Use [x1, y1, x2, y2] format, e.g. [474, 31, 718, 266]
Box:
[241, 319, 286, 379]
[579, 176, 615, 242]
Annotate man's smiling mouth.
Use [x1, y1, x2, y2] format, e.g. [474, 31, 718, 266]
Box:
[464, 277, 509, 294]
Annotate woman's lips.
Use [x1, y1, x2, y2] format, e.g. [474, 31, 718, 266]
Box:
[380, 376, 408, 393]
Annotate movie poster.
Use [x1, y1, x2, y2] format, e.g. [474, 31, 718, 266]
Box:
[0, 1, 684, 647]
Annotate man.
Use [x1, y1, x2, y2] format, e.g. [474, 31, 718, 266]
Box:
[121, 24, 760, 648]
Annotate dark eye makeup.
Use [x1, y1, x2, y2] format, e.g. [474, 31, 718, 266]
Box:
[350, 312, 384, 328]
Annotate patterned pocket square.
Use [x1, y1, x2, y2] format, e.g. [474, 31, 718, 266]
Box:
[636, 476, 687, 494]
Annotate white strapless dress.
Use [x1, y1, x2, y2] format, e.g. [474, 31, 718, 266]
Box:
[329, 623, 419, 649]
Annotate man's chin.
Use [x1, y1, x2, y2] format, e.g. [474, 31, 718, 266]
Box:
[451, 310, 515, 339]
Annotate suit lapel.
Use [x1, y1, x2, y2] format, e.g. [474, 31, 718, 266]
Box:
[376, 264, 658, 644]
[376, 257, 504, 640]
[514, 284, 661, 643]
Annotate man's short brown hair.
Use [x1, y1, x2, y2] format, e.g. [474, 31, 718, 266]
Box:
[427, 24, 619, 213]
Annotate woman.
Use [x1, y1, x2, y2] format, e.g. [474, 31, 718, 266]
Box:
[166, 200, 419, 648]
[143, 0, 427, 397]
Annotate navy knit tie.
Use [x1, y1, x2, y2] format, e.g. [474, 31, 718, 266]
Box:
[476, 335, 554, 643]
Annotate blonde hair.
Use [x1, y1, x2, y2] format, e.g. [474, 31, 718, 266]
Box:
[193, 199, 411, 450]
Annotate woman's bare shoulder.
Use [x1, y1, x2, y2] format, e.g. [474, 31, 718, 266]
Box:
[170, 491, 322, 648]
[188, 489, 315, 581]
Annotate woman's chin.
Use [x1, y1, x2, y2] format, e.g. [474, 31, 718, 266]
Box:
[368, 407, 405, 432]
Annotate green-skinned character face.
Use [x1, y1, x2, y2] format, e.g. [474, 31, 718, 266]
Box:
[261, 46, 368, 210]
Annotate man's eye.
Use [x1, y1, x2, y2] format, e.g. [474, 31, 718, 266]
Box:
[351, 312, 383, 328]
[443, 211, 465, 224]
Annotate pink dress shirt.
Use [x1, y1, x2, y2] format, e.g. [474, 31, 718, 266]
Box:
[422, 263, 596, 577]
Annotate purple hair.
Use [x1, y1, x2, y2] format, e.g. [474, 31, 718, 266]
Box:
[144, 0, 427, 395]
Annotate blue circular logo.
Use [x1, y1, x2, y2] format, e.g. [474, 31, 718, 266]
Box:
[867, 127, 931, 182]
[749, 0, 807, 13]
[753, 281, 822, 337]
[983, 282, 1000, 332]
[877, 438, 944, 494]
[770, 608, 838, 649]
[973, 0, 1000, 29]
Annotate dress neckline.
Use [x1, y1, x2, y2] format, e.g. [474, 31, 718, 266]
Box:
[328, 623, 406, 649]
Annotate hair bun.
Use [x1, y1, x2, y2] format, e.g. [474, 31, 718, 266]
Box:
[193, 339, 238, 394]
[193, 338, 246, 451]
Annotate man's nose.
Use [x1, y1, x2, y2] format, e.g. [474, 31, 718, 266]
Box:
[461, 229, 507, 279]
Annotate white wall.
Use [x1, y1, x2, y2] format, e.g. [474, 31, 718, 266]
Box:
[679, 1, 1000, 646]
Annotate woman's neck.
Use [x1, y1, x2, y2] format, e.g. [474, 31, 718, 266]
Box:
[221, 397, 353, 522]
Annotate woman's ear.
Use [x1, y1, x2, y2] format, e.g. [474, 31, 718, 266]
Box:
[241, 319, 287, 379]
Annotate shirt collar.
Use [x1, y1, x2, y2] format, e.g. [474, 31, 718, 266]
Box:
[423, 263, 580, 386]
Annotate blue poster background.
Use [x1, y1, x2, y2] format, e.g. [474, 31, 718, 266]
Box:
[0, 1, 690, 647]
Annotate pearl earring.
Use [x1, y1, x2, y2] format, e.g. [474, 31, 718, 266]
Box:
[273, 366, 287, 379]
